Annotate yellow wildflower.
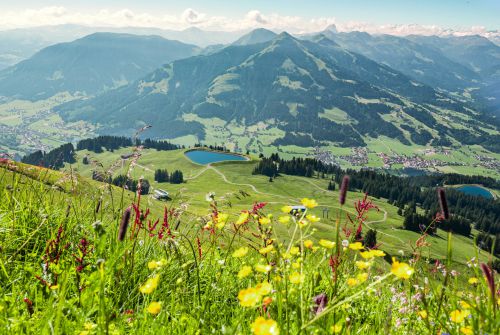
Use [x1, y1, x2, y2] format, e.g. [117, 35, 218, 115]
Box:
[236, 212, 250, 225]
[460, 326, 473, 335]
[349, 242, 364, 250]
[289, 272, 305, 284]
[292, 261, 301, 269]
[468, 277, 479, 285]
[319, 239, 335, 249]
[331, 324, 342, 333]
[140, 274, 160, 294]
[250, 317, 280, 335]
[306, 214, 320, 223]
[255, 263, 272, 273]
[355, 261, 372, 270]
[357, 272, 368, 283]
[281, 206, 293, 214]
[391, 258, 414, 279]
[304, 240, 313, 249]
[371, 249, 386, 257]
[301, 198, 318, 209]
[255, 282, 273, 295]
[298, 220, 309, 228]
[238, 288, 262, 307]
[278, 216, 290, 224]
[259, 216, 271, 225]
[263, 296, 273, 305]
[290, 246, 300, 255]
[418, 310, 428, 319]
[146, 301, 161, 315]
[450, 309, 470, 323]
[360, 251, 374, 259]
[215, 213, 229, 229]
[347, 278, 358, 286]
[238, 265, 253, 279]
[148, 259, 167, 270]
[259, 245, 274, 255]
[232, 246, 249, 258]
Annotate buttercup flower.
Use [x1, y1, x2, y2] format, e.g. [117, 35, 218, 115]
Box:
[233, 247, 249, 258]
[250, 317, 279, 335]
[289, 272, 305, 284]
[259, 245, 274, 255]
[255, 263, 272, 273]
[331, 324, 342, 333]
[391, 258, 414, 279]
[238, 265, 252, 279]
[450, 309, 470, 323]
[140, 274, 160, 294]
[347, 278, 358, 286]
[278, 216, 290, 224]
[259, 216, 271, 225]
[306, 214, 320, 222]
[236, 212, 250, 225]
[290, 246, 300, 255]
[281, 206, 293, 214]
[357, 272, 368, 283]
[215, 213, 229, 229]
[319, 239, 335, 249]
[239, 288, 262, 307]
[255, 281, 273, 295]
[355, 261, 371, 270]
[460, 326, 473, 335]
[418, 310, 428, 319]
[301, 198, 318, 209]
[468, 277, 478, 285]
[349, 242, 364, 250]
[304, 240, 314, 249]
[147, 301, 161, 315]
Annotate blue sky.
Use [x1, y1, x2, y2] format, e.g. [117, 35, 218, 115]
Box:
[1, 0, 498, 33]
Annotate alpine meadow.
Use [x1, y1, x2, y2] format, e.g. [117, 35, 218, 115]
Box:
[0, 1, 499, 335]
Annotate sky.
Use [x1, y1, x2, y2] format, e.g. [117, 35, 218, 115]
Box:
[0, 0, 499, 36]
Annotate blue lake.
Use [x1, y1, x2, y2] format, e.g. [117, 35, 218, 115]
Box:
[456, 185, 493, 199]
[185, 150, 247, 165]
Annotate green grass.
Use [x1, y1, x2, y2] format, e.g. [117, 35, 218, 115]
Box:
[0, 158, 497, 334]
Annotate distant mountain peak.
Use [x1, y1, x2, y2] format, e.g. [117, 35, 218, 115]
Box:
[232, 28, 278, 46]
[325, 24, 338, 33]
[311, 34, 340, 47]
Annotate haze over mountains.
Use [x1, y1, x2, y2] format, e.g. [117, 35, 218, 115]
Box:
[0, 25, 499, 165]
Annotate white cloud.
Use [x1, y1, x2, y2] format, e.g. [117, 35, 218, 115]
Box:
[0, 6, 497, 40]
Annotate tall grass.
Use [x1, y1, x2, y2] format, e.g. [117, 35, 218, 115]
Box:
[0, 163, 497, 334]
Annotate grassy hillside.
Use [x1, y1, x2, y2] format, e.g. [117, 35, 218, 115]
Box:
[0, 155, 498, 334]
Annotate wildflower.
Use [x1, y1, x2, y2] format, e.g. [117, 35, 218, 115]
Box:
[312, 293, 328, 315]
[238, 265, 253, 279]
[347, 278, 358, 286]
[450, 309, 470, 323]
[289, 272, 305, 284]
[349, 242, 364, 250]
[233, 247, 249, 258]
[304, 240, 314, 249]
[355, 261, 372, 270]
[255, 263, 272, 273]
[342, 240, 349, 248]
[370, 249, 386, 257]
[250, 317, 279, 335]
[360, 251, 374, 259]
[418, 310, 428, 319]
[140, 274, 160, 294]
[236, 212, 250, 225]
[118, 206, 132, 241]
[301, 198, 318, 209]
[331, 324, 342, 333]
[259, 245, 274, 255]
[147, 259, 167, 270]
[339, 175, 350, 205]
[205, 192, 215, 202]
[278, 216, 290, 224]
[357, 272, 368, 283]
[290, 246, 300, 255]
[259, 216, 271, 225]
[437, 188, 449, 220]
[319, 239, 335, 249]
[292, 261, 301, 269]
[460, 326, 473, 335]
[298, 220, 309, 228]
[255, 282, 273, 295]
[468, 277, 479, 285]
[239, 288, 262, 307]
[281, 206, 293, 214]
[391, 258, 414, 279]
[480, 263, 495, 303]
[215, 213, 229, 229]
[306, 214, 320, 222]
[146, 301, 161, 315]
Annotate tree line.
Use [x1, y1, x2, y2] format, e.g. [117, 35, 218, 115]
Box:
[21, 143, 76, 169]
[154, 169, 184, 184]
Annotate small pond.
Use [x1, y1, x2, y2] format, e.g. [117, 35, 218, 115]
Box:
[456, 185, 493, 199]
[185, 150, 247, 165]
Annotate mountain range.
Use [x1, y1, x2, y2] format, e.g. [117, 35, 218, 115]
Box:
[0, 33, 200, 99]
[54, 31, 499, 152]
